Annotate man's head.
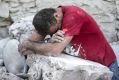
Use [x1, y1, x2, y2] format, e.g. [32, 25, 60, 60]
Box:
[33, 7, 63, 36]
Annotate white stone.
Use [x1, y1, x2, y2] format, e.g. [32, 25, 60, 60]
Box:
[0, 38, 10, 59]
[26, 7, 37, 13]
[19, 0, 35, 3]
[0, 2, 9, 18]
[4, 0, 18, 2]
[9, 6, 22, 13]
[2, 73, 24, 80]
[10, 0, 19, 2]
[3, 0, 10, 2]
[22, 1, 35, 8]
[23, 13, 36, 19]
[0, 27, 9, 39]
[3, 39, 28, 74]
[0, 67, 7, 79]
[9, 2, 20, 8]
[27, 54, 113, 80]
[9, 15, 34, 42]
[0, 66, 23, 80]
[0, 59, 3, 66]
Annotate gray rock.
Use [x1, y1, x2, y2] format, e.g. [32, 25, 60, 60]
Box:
[27, 54, 113, 80]
[9, 6, 22, 13]
[0, 38, 10, 66]
[3, 39, 28, 74]
[0, 67, 24, 80]
[9, 15, 34, 42]
[22, 1, 35, 8]
[9, 2, 20, 8]
[19, 0, 35, 3]
[0, 27, 9, 39]
[0, 67, 7, 79]
[10, 0, 19, 2]
[0, 17, 11, 27]
[103, 32, 118, 42]
[0, 59, 3, 66]
[0, 2, 9, 18]
[2, 73, 24, 80]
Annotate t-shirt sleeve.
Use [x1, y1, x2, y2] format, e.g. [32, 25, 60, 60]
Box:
[62, 13, 84, 36]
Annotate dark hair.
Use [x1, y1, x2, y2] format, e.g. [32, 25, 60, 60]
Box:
[32, 8, 57, 36]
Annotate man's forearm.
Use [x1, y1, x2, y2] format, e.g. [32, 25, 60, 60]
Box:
[27, 41, 60, 56]
[28, 30, 45, 42]
[24, 36, 73, 56]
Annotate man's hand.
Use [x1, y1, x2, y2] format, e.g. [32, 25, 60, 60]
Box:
[50, 30, 65, 43]
[18, 40, 30, 54]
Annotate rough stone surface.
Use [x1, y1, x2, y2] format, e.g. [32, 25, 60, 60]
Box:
[0, 67, 23, 80]
[9, 15, 34, 42]
[27, 54, 113, 80]
[19, 0, 34, 3]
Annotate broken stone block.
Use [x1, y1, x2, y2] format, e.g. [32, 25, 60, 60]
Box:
[26, 54, 113, 80]
[9, 15, 34, 42]
[19, 0, 35, 3]
[3, 39, 28, 74]
[9, 2, 20, 8]
[22, 1, 35, 8]
[0, 2, 9, 18]
[0, 38, 10, 66]
[0, 67, 24, 80]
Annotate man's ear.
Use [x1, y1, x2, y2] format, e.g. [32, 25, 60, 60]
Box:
[54, 13, 59, 19]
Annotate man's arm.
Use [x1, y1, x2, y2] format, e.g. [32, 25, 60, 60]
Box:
[19, 36, 73, 56]
[28, 30, 45, 42]
[18, 30, 45, 53]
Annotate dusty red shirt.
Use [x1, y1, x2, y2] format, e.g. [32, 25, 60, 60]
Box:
[61, 5, 116, 66]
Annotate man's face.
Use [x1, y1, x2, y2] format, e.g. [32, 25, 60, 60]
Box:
[49, 23, 60, 35]
[49, 7, 63, 35]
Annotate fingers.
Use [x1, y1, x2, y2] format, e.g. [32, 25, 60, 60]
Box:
[51, 37, 63, 43]
[18, 44, 27, 54]
[53, 34, 64, 42]
[18, 40, 30, 54]
[55, 30, 64, 37]
[50, 30, 65, 43]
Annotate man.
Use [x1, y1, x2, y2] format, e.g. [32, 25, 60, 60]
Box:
[19, 5, 119, 80]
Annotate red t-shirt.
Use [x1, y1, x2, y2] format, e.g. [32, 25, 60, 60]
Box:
[61, 5, 116, 66]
